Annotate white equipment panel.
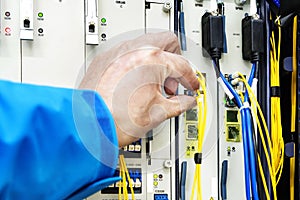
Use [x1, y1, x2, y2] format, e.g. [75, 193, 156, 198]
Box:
[21, 1, 85, 88]
[178, 1, 219, 199]
[0, 0, 21, 82]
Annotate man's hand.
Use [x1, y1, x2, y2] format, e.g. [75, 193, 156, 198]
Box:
[80, 32, 199, 147]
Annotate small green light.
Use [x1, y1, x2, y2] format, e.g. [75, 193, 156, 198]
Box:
[101, 18, 106, 23]
[38, 12, 43, 18]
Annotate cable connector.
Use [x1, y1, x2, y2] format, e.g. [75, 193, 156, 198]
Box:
[194, 153, 202, 164]
[202, 12, 224, 59]
[242, 15, 264, 62]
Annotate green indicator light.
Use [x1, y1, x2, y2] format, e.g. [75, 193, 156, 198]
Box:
[38, 12, 43, 18]
[101, 18, 106, 23]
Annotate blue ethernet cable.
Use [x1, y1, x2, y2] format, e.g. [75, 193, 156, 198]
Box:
[243, 62, 259, 200]
[244, 63, 256, 102]
[212, 60, 253, 200]
[245, 108, 259, 200]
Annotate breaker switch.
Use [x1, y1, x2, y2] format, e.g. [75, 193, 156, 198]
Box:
[24, 19, 30, 28]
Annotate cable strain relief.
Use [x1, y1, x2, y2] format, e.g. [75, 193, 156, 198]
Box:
[251, 52, 260, 62]
[210, 48, 221, 59]
[194, 152, 202, 164]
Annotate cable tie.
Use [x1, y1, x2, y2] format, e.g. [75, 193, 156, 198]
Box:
[232, 72, 239, 79]
[240, 102, 250, 111]
[218, 77, 234, 99]
[194, 153, 202, 164]
[270, 86, 280, 97]
[230, 78, 239, 85]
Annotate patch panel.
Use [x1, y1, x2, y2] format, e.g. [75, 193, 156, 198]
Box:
[121, 139, 142, 158]
[101, 168, 142, 194]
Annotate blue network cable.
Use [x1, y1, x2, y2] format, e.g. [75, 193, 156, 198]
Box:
[212, 60, 259, 200]
[244, 62, 259, 200]
[244, 63, 256, 102]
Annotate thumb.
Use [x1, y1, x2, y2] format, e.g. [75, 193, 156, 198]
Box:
[161, 95, 197, 119]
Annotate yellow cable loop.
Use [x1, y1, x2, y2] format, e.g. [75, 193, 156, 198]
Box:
[237, 75, 278, 199]
[190, 71, 207, 200]
[269, 18, 284, 185]
[290, 15, 298, 200]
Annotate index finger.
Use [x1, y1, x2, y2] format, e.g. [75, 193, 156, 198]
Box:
[161, 51, 199, 91]
[127, 32, 181, 54]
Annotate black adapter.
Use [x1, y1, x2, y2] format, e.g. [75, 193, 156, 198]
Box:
[202, 12, 224, 59]
[242, 16, 264, 62]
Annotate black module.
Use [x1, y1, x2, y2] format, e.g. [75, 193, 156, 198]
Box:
[242, 16, 264, 62]
[201, 12, 224, 59]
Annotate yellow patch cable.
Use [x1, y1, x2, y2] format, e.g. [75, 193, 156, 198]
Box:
[190, 71, 207, 200]
[238, 74, 277, 200]
[119, 155, 135, 200]
[270, 20, 285, 184]
[290, 15, 298, 200]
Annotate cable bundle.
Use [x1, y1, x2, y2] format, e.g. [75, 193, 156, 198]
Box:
[118, 155, 135, 200]
[212, 58, 284, 200]
[270, 18, 284, 187]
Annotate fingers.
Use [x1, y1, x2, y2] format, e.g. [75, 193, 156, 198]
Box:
[127, 32, 181, 54]
[164, 77, 178, 95]
[159, 95, 197, 119]
[159, 51, 199, 91]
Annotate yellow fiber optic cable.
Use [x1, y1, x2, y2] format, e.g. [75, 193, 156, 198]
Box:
[118, 155, 135, 200]
[290, 15, 297, 200]
[270, 17, 285, 185]
[237, 74, 278, 200]
[190, 71, 207, 200]
[120, 155, 135, 200]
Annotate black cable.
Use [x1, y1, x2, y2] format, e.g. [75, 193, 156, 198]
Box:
[212, 58, 221, 78]
[258, 1, 272, 199]
[173, 1, 180, 199]
[174, 0, 179, 36]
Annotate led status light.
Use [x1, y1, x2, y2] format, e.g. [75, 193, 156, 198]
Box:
[38, 12, 44, 18]
[101, 18, 106, 23]
[5, 11, 11, 17]
[5, 27, 11, 33]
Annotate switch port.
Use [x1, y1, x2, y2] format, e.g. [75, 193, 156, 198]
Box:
[24, 19, 30, 28]
[101, 168, 142, 194]
[89, 23, 95, 33]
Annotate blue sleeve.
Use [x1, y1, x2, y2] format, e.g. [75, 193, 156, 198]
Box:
[0, 80, 120, 199]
